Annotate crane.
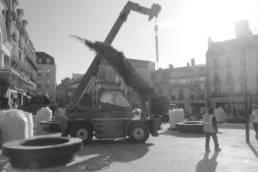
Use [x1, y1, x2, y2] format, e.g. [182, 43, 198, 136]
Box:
[62, 1, 168, 143]
[72, 1, 161, 106]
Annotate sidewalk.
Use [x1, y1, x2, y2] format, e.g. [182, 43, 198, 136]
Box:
[0, 123, 258, 172]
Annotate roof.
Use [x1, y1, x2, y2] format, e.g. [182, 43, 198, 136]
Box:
[207, 34, 258, 55]
[36, 51, 55, 65]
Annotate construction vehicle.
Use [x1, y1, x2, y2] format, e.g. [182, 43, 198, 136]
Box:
[63, 1, 169, 143]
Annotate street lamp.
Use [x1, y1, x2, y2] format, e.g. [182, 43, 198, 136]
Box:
[242, 38, 250, 143]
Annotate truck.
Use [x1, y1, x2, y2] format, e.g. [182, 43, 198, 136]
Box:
[63, 1, 169, 143]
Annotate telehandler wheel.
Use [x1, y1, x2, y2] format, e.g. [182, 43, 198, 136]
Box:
[71, 125, 93, 143]
[128, 123, 149, 143]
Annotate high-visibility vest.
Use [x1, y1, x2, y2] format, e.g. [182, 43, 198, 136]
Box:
[203, 114, 215, 133]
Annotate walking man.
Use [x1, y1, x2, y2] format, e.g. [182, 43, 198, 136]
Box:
[250, 104, 258, 140]
[203, 108, 221, 152]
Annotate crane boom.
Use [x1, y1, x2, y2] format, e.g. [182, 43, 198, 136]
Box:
[72, 1, 161, 105]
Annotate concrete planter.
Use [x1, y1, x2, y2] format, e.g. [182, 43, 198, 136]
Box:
[2, 136, 82, 169]
[176, 121, 203, 133]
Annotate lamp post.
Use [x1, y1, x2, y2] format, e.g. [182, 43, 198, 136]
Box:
[242, 38, 250, 143]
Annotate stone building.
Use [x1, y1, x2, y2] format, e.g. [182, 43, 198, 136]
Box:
[206, 20, 258, 115]
[0, 0, 38, 109]
[152, 59, 207, 116]
[56, 73, 83, 106]
[36, 52, 56, 103]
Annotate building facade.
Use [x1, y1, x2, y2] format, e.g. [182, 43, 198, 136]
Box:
[0, 0, 38, 109]
[152, 59, 207, 117]
[56, 73, 83, 106]
[206, 20, 258, 115]
[36, 52, 56, 103]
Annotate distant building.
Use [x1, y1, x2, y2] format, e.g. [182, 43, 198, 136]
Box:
[0, 0, 38, 109]
[36, 52, 56, 103]
[206, 20, 258, 114]
[56, 73, 83, 106]
[152, 59, 207, 116]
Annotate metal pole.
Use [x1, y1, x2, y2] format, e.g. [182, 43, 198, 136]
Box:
[154, 18, 159, 69]
[243, 39, 250, 143]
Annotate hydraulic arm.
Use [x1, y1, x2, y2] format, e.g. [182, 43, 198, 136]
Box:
[72, 1, 161, 105]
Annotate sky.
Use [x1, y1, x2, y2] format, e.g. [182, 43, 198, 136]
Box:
[19, 0, 258, 84]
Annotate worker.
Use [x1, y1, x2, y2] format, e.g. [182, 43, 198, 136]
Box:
[250, 104, 258, 140]
[203, 107, 221, 152]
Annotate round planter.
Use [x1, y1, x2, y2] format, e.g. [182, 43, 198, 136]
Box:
[2, 136, 82, 169]
[176, 121, 203, 133]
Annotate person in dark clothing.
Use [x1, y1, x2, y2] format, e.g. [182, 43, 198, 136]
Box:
[203, 108, 221, 152]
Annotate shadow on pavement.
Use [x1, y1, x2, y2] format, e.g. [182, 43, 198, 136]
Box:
[195, 151, 220, 172]
[62, 138, 153, 171]
[160, 129, 205, 138]
[248, 143, 258, 158]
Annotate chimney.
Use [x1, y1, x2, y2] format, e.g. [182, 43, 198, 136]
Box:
[169, 64, 174, 69]
[187, 62, 190, 67]
[208, 37, 213, 49]
[235, 20, 252, 39]
[191, 58, 195, 66]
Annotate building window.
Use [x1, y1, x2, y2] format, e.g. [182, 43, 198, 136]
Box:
[46, 69, 50, 77]
[214, 72, 221, 96]
[213, 58, 219, 69]
[226, 71, 234, 93]
[256, 53, 258, 64]
[4, 55, 10, 67]
[256, 76, 258, 95]
[46, 59, 50, 64]
[45, 92, 49, 96]
[170, 91, 176, 100]
[38, 70, 42, 77]
[226, 57, 232, 68]
[189, 89, 195, 100]
[178, 89, 184, 100]
[37, 59, 42, 63]
[239, 71, 245, 93]
[46, 80, 50, 88]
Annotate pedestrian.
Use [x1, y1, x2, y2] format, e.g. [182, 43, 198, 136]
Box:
[203, 107, 221, 152]
[250, 104, 258, 140]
